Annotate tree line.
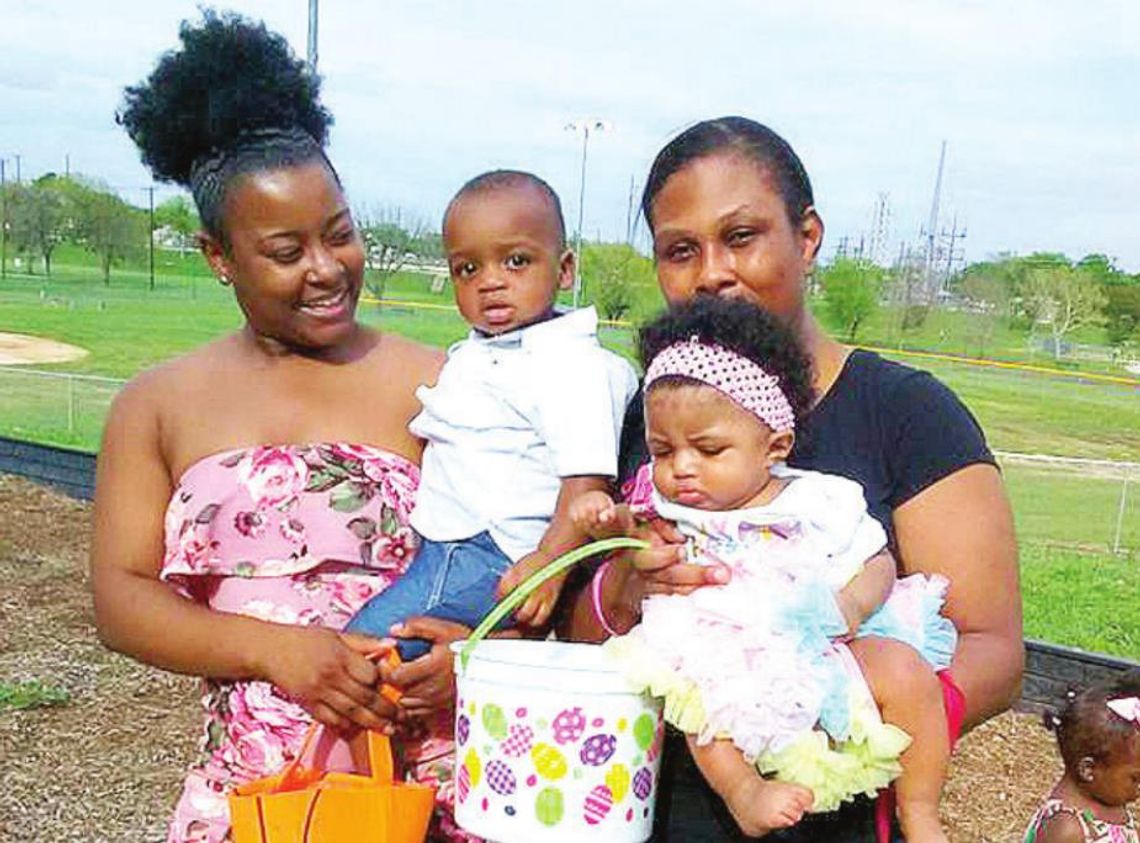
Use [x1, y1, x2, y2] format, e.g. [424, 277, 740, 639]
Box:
[4, 177, 1137, 359]
[817, 252, 1140, 360]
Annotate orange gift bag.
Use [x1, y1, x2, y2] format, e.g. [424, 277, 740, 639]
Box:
[228, 723, 435, 843]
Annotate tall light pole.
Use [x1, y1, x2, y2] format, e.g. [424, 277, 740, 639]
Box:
[307, 0, 319, 72]
[564, 119, 609, 308]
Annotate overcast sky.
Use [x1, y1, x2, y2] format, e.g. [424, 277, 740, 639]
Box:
[2, 1, 1137, 270]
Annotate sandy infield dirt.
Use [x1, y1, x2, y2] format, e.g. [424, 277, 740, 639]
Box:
[0, 333, 88, 365]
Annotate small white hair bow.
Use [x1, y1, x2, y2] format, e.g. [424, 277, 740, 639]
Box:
[1107, 696, 1140, 724]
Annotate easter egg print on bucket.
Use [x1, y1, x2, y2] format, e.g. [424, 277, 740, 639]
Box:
[535, 787, 564, 827]
[482, 703, 508, 740]
[584, 784, 614, 825]
[487, 759, 517, 796]
[607, 763, 631, 803]
[633, 767, 654, 801]
[552, 707, 586, 745]
[452, 638, 662, 841]
[501, 723, 535, 758]
[580, 733, 617, 767]
[531, 743, 567, 781]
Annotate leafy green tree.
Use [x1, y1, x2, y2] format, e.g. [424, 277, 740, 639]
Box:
[820, 258, 882, 341]
[960, 270, 1010, 358]
[580, 242, 655, 322]
[1103, 285, 1140, 348]
[5, 176, 71, 275]
[68, 179, 147, 284]
[356, 208, 432, 303]
[1075, 253, 1128, 286]
[1020, 265, 1107, 360]
[155, 195, 199, 255]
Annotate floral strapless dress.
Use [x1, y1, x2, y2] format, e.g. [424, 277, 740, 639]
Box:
[160, 443, 478, 843]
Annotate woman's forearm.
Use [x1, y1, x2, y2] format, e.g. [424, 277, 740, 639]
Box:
[951, 629, 1025, 730]
[94, 564, 284, 683]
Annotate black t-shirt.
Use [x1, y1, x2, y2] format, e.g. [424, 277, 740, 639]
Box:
[617, 349, 995, 842]
[787, 349, 995, 536]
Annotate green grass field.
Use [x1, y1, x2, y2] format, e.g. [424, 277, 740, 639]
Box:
[1, 253, 1137, 658]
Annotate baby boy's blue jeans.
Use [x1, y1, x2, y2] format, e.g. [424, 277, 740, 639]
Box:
[345, 531, 514, 660]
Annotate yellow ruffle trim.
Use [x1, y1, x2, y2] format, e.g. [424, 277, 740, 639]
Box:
[605, 635, 912, 813]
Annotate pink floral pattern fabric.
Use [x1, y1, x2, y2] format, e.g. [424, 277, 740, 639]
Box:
[1024, 799, 1138, 843]
[160, 443, 479, 843]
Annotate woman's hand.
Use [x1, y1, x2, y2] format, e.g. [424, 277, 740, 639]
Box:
[382, 617, 472, 720]
[632, 517, 728, 596]
[261, 625, 397, 732]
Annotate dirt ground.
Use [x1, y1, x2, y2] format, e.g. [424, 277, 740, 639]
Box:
[0, 474, 1076, 842]
[0, 332, 88, 365]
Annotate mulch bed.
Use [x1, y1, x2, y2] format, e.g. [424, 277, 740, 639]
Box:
[0, 474, 1089, 842]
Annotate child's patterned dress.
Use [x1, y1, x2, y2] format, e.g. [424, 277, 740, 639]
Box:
[160, 443, 479, 843]
[608, 463, 957, 811]
[1024, 799, 1138, 843]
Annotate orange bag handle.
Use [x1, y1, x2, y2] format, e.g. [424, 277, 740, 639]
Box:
[275, 723, 397, 793]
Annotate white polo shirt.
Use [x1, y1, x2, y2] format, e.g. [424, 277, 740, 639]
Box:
[409, 306, 639, 561]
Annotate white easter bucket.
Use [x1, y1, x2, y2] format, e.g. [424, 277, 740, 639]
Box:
[449, 538, 663, 843]
[451, 639, 664, 843]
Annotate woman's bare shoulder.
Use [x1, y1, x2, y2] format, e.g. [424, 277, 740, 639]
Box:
[117, 336, 233, 400]
[369, 330, 445, 384]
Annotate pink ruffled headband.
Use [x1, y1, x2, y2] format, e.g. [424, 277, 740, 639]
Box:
[1107, 696, 1140, 725]
[644, 337, 796, 432]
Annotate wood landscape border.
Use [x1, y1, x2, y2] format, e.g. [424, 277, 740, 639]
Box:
[1, 435, 1136, 712]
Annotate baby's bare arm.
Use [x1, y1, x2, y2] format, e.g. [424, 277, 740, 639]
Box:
[569, 490, 636, 539]
[499, 476, 612, 628]
[835, 550, 895, 635]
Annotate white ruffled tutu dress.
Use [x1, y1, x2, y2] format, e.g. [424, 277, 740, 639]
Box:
[606, 463, 956, 811]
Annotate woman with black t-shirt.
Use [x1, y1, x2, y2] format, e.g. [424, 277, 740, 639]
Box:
[564, 117, 1022, 842]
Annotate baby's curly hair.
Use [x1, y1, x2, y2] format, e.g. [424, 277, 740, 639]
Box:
[117, 9, 335, 241]
[638, 296, 814, 426]
[1045, 670, 1140, 774]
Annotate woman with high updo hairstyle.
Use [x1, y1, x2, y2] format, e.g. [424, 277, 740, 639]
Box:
[97, 12, 472, 842]
[568, 117, 1023, 841]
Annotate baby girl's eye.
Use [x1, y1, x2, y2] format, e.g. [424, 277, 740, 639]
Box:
[505, 253, 530, 269]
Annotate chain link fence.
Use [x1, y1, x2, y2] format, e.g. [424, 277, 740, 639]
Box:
[0, 368, 123, 452]
[0, 369, 1136, 554]
[996, 451, 1137, 555]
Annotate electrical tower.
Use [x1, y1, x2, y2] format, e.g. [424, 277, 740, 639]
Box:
[867, 192, 891, 267]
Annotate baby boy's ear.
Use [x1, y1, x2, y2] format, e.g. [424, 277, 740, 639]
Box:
[558, 249, 576, 292]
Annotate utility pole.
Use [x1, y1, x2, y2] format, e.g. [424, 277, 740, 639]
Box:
[564, 119, 610, 308]
[14, 154, 21, 184]
[1, 159, 7, 280]
[625, 175, 637, 245]
[940, 215, 967, 282]
[146, 186, 156, 290]
[307, 0, 319, 73]
[64, 154, 70, 178]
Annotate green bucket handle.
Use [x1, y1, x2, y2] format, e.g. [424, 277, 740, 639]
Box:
[457, 537, 649, 670]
